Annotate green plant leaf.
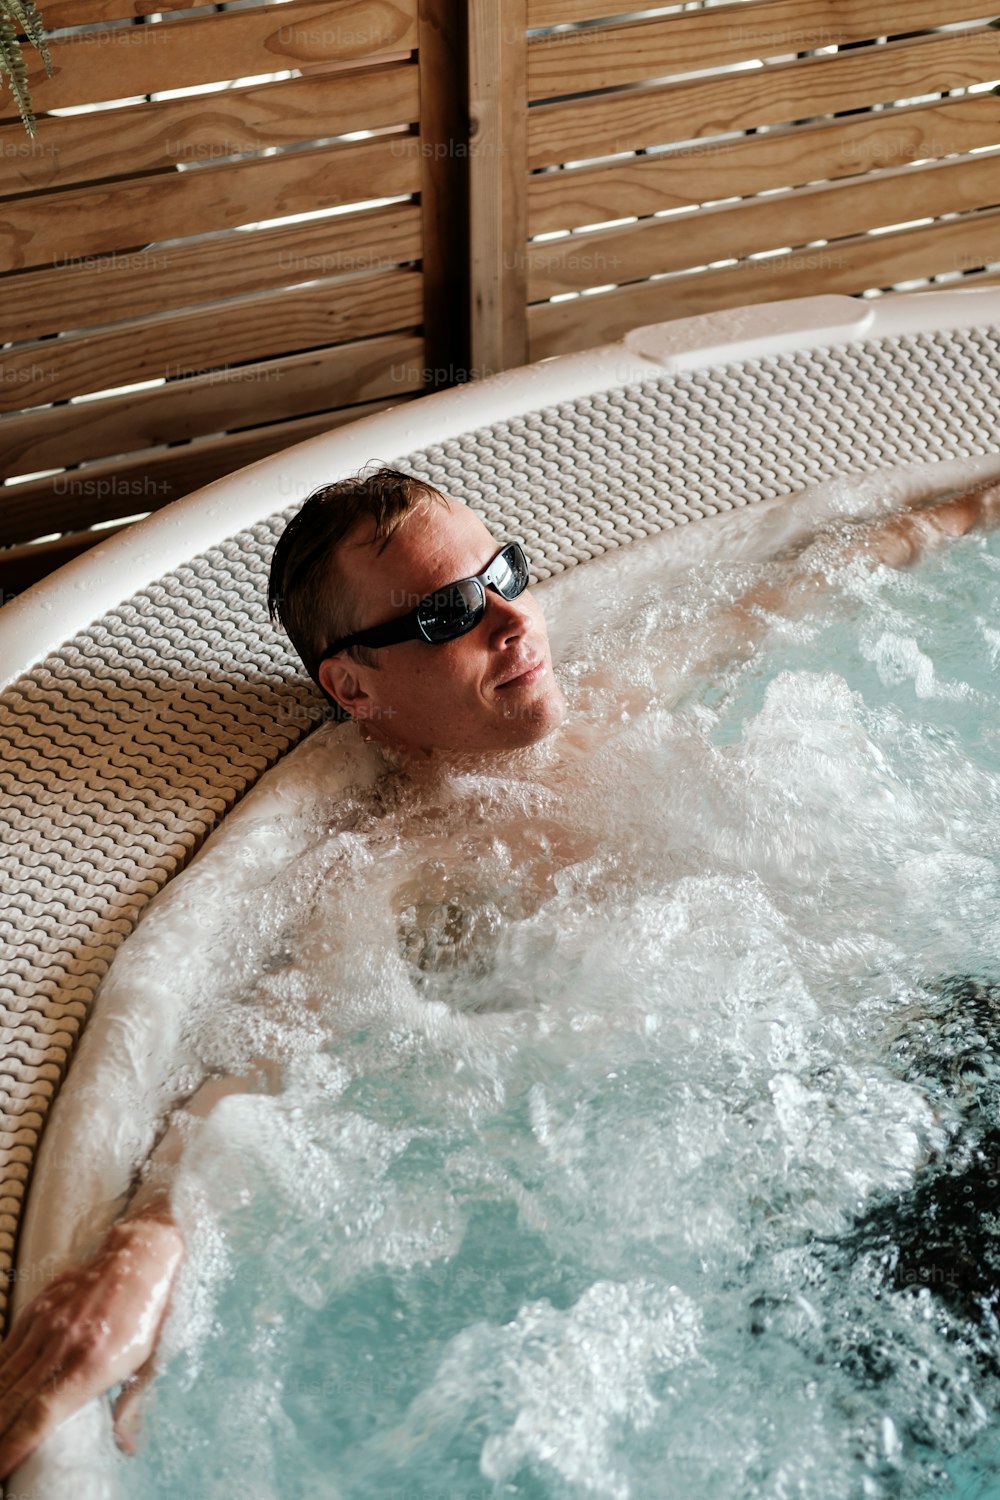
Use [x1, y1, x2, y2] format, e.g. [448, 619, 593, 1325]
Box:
[0, 0, 51, 138]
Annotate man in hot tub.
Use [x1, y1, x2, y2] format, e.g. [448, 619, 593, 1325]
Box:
[1, 467, 999, 1476]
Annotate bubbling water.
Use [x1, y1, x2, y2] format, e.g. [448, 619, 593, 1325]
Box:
[119, 510, 1000, 1499]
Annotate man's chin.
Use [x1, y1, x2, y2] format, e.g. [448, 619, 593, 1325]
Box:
[497, 682, 567, 746]
[353, 681, 567, 758]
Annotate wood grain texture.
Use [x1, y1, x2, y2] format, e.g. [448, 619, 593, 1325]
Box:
[0, 334, 425, 478]
[529, 0, 672, 23]
[41, 0, 203, 26]
[469, 0, 528, 373]
[5, 204, 422, 343]
[12, 0, 419, 116]
[0, 62, 419, 196]
[528, 207, 1000, 359]
[0, 135, 421, 271]
[528, 0, 997, 25]
[527, 28, 1000, 167]
[0, 0, 445, 579]
[528, 151, 1000, 297]
[0, 394, 422, 549]
[527, 94, 1000, 235]
[0, 270, 423, 413]
[528, 0, 999, 98]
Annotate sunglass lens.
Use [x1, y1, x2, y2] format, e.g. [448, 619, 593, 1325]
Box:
[494, 543, 529, 598]
[419, 579, 484, 642]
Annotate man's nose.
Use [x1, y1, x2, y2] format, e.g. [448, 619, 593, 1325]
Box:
[485, 587, 531, 644]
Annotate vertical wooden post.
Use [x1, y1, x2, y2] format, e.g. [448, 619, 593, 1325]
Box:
[419, 0, 473, 393]
[418, 0, 471, 391]
[468, 0, 528, 376]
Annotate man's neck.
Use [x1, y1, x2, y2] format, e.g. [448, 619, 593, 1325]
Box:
[361, 721, 570, 786]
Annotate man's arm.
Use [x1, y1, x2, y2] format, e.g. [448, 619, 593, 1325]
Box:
[573, 480, 1000, 719]
[685, 479, 1000, 677]
[0, 1059, 279, 1479]
[0, 1206, 183, 1479]
[855, 479, 1000, 567]
[0, 721, 356, 1478]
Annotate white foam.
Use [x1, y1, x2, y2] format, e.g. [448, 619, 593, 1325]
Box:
[20, 492, 1000, 1497]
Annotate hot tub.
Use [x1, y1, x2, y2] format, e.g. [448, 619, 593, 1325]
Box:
[4, 290, 1000, 1497]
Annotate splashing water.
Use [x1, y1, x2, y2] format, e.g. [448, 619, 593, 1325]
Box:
[116, 514, 1000, 1500]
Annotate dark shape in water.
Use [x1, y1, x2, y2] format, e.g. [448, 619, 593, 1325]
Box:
[843, 977, 1000, 1351]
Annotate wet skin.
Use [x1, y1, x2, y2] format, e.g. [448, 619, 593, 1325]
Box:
[317, 498, 567, 756]
[2, 481, 1000, 1478]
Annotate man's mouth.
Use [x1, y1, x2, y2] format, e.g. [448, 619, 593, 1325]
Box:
[494, 658, 545, 690]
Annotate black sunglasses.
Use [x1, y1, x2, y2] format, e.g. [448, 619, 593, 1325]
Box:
[325, 542, 530, 656]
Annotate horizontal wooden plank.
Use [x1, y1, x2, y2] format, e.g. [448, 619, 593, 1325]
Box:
[0, 60, 419, 196]
[11, 0, 419, 117]
[0, 394, 423, 544]
[528, 94, 1000, 235]
[527, 28, 1000, 168]
[5, 202, 422, 342]
[0, 135, 421, 271]
[528, 150, 1000, 297]
[527, 207, 1000, 359]
[0, 526, 134, 601]
[41, 0, 203, 27]
[928, 264, 1000, 288]
[530, 0, 995, 27]
[529, 0, 663, 23]
[528, 0, 999, 99]
[1, 333, 426, 477]
[0, 269, 424, 412]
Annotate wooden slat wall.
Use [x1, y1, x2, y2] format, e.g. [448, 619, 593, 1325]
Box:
[470, 0, 1000, 371]
[0, 0, 468, 596]
[6, 0, 1000, 594]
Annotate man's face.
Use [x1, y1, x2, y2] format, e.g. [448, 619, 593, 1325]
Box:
[317, 498, 567, 755]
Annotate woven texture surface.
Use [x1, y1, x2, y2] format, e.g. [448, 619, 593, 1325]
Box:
[2, 322, 999, 1323]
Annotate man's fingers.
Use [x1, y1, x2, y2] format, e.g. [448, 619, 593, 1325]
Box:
[0, 1286, 76, 1400]
[974, 481, 1000, 526]
[112, 1353, 158, 1455]
[0, 1320, 51, 1397]
[0, 1296, 122, 1478]
[0, 1216, 184, 1477]
[0, 1354, 83, 1480]
[917, 482, 1000, 539]
[920, 493, 981, 538]
[0, 1405, 52, 1482]
[866, 480, 1000, 571]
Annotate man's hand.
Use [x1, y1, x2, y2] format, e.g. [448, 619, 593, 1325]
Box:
[652, 477, 1000, 691]
[851, 479, 1000, 568]
[0, 1210, 183, 1479]
[0, 1058, 278, 1478]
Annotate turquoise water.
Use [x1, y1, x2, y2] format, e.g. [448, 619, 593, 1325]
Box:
[120, 523, 1000, 1499]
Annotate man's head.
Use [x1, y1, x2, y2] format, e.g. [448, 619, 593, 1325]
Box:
[268, 467, 566, 756]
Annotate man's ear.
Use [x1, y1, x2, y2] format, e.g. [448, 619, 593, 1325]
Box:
[318, 654, 372, 719]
